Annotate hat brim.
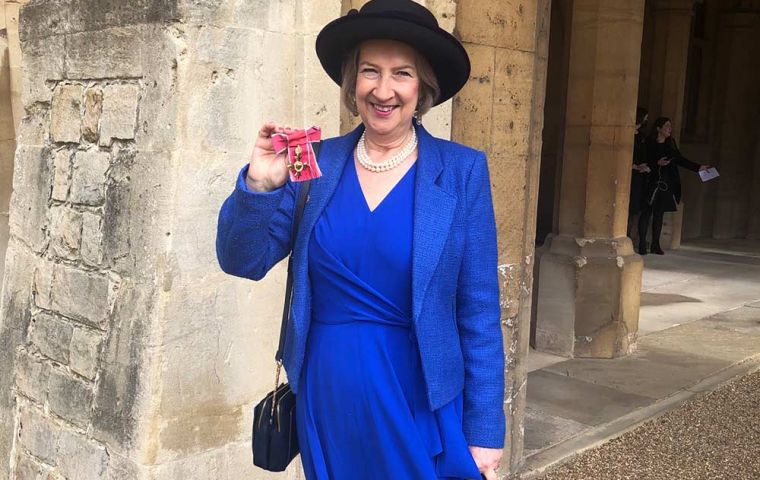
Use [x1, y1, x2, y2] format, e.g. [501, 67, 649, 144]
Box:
[316, 13, 471, 106]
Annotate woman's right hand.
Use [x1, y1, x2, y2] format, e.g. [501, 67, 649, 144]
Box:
[657, 156, 671, 166]
[246, 122, 291, 192]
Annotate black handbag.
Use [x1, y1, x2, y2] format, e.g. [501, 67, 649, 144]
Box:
[251, 141, 319, 472]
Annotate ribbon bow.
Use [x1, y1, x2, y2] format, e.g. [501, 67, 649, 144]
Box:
[271, 126, 323, 182]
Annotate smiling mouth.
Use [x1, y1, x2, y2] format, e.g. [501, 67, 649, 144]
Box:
[371, 102, 398, 113]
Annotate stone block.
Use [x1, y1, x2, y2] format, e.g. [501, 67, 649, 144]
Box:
[71, 150, 110, 206]
[451, 43, 494, 149]
[69, 327, 103, 380]
[100, 84, 139, 145]
[82, 86, 103, 143]
[29, 313, 73, 365]
[17, 103, 50, 147]
[34, 261, 111, 328]
[9, 146, 51, 253]
[51, 85, 83, 144]
[18, 405, 60, 465]
[49, 206, 84, 259]
[81, 211, 104, 266]
[51, 149, 71, 201]
[56, 429, 109, 480]
[66, 27, 144, 79]
[14, 452, 49, 479]
[47, 369, 93, 428]
[15, 350, 51, 404]
[18, 35, 65, 106]
[456, 0, 538, 52]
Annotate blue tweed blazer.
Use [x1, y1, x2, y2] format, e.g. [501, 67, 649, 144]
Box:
[216, 124, 505, 448]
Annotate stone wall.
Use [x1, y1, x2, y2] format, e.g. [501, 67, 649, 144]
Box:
[0, 1, 339, 478]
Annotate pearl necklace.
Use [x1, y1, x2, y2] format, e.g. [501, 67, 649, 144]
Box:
[356, 127, 417, 173]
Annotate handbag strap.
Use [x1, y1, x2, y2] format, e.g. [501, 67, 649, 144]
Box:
[275, 140, 321, 364]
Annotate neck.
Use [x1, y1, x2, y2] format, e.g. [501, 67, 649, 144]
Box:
[657, 134, 667, 143]
[363, 124, 413, 156]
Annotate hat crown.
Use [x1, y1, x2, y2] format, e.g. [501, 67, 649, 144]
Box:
[359, 0, 439, 28]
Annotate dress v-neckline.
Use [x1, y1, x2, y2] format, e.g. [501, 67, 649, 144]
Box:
[352, 158, 416, 214]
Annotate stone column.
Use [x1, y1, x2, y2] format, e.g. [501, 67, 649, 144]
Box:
[711, 10, 760, 239]
[534, 0, 645, 359]
[644, 0, 694, 249]
[452, 0, 551, 474]
[0, 1, 340, 479]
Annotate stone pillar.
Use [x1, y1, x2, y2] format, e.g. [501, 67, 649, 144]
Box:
[644, 0, 694, 249]
[711, 10, 760, 239]
[534, 0, 645, 359]
[0, 1, 340, 479]
[452, 0, 550, 474]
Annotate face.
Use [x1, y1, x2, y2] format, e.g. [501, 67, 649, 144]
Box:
[658, 120, 672, 138]
[355, 39, 420, 139]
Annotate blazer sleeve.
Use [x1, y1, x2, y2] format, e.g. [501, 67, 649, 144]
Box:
[215, 165, 298, 280]
[457, 152, 506, 448]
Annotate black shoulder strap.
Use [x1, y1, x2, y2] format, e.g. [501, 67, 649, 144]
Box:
[275, 140, 321, 363]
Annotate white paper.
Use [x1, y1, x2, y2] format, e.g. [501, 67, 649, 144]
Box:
[699, 167, 719, 182]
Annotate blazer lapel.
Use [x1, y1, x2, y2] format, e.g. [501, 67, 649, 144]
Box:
[295, 125, 363, 254]
[412, 126, 457, 322]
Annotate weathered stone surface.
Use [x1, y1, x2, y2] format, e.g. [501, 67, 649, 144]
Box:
[17, 103, 51, 148]
[18, 405, 60, 465]
[29, 313, 73, 365]
[10, 146, 51, 253]
[81, 211, 104, 266]
[56, 428, 109, 480]
[71, 150, 110, 206]
[51, 149, 71, 201]
[51, 85, 83, 144]
[66, 27, 144, 79]
[49, 206, 84, 259]
[82, 87, 103, 143]
[47, 369, 93, 428]
[33, 261, 111, 328]
[15, 350, 51, 404]
[100, 84, 139, 145]
[18, 35, 64, 106]
[14, 452, 49, 479]
[69, 327, 103, 380]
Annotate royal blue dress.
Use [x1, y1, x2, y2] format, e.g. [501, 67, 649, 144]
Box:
[295, 156, 481, 480]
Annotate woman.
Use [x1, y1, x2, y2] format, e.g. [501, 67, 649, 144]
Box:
[638, 117, 709, 255]
[216, 1, 505, 479]
[628, 106, 651, 243]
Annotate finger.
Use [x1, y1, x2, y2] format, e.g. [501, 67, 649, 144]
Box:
[258, 123, 278, 139]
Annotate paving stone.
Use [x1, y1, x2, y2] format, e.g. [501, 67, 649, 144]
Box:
[28, 313, 73, 364]
[100, 84, 139, 145]
[527, 369, 654, 427]
[71, 150, 110, 206]
[51, 85, 83, 144]
[47, 369, 93, 428]
[69, 327, 103, 380]
[698, 307, 760, 335]
[49, 206, 83, 259]
[524, 405, 590, 456]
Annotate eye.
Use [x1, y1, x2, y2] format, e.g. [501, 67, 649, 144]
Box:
[396, 70, 412, 77]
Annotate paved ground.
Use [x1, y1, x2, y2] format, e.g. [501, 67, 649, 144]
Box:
[521, 240, 760, 477]
[535, 369, 760, 480]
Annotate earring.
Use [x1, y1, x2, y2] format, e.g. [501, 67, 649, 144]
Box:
[413, 110, 422, 126]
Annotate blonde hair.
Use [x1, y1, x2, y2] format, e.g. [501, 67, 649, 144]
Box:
[340, 44, 441, 118]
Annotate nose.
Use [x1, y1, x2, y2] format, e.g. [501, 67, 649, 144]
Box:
[372, 75, 394, 103]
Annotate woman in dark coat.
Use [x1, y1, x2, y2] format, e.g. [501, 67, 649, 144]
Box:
[638, 117, 709, 255]
[628, 107, 651, 241]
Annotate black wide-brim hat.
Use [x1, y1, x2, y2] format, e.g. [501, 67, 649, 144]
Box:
[316, 0, 471, 106]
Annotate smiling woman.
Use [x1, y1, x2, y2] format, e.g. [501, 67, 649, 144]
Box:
[216, 1, 505, 478]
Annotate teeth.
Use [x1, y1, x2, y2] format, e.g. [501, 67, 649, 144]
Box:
[373, 104, 394, 112]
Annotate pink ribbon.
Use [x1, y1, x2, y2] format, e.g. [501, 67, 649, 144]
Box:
[271, 126, 323, 182]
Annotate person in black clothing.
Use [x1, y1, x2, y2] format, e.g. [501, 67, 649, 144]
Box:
[628, 106, 651, 240]
[638, 117, 710, 255]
